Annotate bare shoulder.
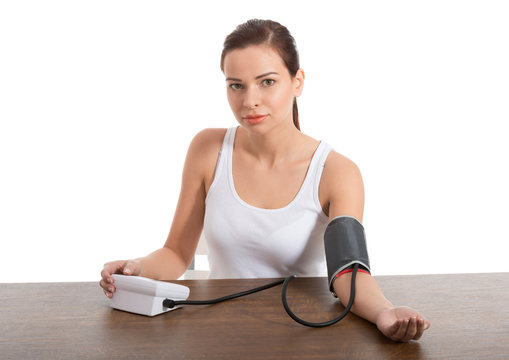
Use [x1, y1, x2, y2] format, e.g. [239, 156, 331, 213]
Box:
[188, 128, 227, 152]
[322, 151, 363, 181]
[186, 127, 226, 167]
[319, 150, 365, 221]
[184, 128, 227, 189]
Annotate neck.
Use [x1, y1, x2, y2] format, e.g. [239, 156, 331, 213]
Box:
[238, 122, 303, 167]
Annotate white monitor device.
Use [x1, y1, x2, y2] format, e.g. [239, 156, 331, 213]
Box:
[109, 274, 190, 316]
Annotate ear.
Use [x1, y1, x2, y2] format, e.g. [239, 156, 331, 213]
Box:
[293, 68, 305, 97]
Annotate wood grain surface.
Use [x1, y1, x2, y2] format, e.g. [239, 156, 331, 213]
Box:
[1, 273, 508, 359]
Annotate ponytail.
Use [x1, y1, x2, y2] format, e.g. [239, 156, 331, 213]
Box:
[292, 98, 300, 130]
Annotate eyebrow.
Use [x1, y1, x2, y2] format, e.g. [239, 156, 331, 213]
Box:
[225, 71, 280, 82]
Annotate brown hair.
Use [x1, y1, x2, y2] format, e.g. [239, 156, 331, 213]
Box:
[220, 19, 301, 130]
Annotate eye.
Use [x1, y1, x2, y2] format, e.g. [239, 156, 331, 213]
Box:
[229, 83, 243, 90]
[261, 79, 275, 87]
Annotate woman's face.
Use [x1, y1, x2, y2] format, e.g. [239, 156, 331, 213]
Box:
[223, 44, 304, 131]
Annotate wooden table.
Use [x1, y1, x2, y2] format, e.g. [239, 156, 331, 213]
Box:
[1, 273, 508, 359]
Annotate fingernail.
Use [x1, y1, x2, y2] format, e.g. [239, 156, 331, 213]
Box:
[124, 268, 131, 274]
[107, 277, 113, 283]
[108, 287, 113, 292]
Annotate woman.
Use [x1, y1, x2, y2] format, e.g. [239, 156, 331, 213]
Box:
[100, 19, 430, 342]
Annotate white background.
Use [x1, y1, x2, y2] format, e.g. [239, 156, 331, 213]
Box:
[1, 1, 508, 283]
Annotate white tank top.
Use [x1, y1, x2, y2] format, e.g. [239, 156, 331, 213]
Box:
[203, 127, 333, 279]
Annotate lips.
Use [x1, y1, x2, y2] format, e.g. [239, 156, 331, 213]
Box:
[244, 114, 268, 125]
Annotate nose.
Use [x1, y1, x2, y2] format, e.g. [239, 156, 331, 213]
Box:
[242, 86, 260, 109]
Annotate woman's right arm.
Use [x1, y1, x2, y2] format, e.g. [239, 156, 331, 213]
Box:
[100, 128, 225, 297]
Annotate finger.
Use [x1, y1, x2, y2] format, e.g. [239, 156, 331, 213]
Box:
[101, 261, 127, 281]
[99, 279, 107, 290]
[101, 285, 113, 298]
[402, 317, 418, 342]
[383, 320, 401, 338]
[123, 260, 141, 276]
[99, 279, 116, 296]
[391, 319, 410, 342]
[100, 269, 115, 285]
[413, 318, 427, 340]
[123, 262, 134, 275]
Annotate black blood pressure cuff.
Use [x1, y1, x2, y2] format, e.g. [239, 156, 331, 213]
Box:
[324, 216, 371, 294]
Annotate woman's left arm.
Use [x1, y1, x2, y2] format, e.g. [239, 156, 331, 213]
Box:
[321, 151, 430, 342]
[333, 271, 430, 342]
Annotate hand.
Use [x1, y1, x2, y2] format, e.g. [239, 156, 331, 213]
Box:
[376, 306, 430, 342]
[99, 259, 142, 298]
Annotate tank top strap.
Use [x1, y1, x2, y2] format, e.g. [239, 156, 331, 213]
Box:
[311, 141, 334, 217]
[205, 127, 236, 201]
[316, 141, 334, 170]
[218, 127, 236, 173]
[224, 126, 237, 156]
[223, 126, 238, 151]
